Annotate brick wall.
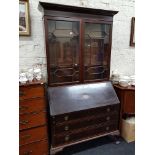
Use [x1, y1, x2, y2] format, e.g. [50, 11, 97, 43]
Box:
[19, 0, 135, 78]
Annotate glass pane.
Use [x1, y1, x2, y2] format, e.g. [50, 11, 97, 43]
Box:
[84, 23, 110, 81]
[47, 20, 80, 84]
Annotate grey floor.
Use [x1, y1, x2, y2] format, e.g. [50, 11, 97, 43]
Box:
[57, 136, 135, 155]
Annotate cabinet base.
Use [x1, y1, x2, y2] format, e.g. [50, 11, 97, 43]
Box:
[50, 130, 120, 155]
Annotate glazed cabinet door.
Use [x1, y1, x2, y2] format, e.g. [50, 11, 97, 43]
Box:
[45, 17, 80, 86]
[83, 22, 111, 82]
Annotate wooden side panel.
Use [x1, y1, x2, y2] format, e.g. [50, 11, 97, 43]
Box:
[123, 90, 135, 114]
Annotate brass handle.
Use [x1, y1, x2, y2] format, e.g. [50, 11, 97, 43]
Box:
[65, 135, 70, 141]
[64, 116, 69, 121]
[20, 120, 29, 125]
[64, 126, 69, 131]
[106, 116, 110, 121]
[19, 91, 26, 96]
[107, 108, 110, 112]
[21, 134, 31, 139]
[23, 150, 32, 155]
[106, 126, 110, 131]
[31, 110, 45, 115]
[32, 111, 39, 115]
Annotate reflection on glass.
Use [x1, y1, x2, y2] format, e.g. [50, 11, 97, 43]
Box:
[47, 20, 80, 84]
[84, 23, 110, 81]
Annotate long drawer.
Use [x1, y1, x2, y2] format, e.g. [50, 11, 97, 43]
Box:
[19, 111, 46, 130]
[19, 139, 48, 155]
[53, 104, 119, 124]
[19, 85, 44, 100]
[53, 121, 118, 146]
[53, 113, 119, 135]
[19, 98, 46, 114]
[20, 126, 48, 146]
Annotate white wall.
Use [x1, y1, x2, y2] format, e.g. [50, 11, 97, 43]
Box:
[19, 0, 135, 78]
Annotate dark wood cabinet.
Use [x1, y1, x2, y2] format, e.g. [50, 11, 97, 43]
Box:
[113, 85, 135, 132]
[19, 81, 49, 155]
[40, 2, 118, 86]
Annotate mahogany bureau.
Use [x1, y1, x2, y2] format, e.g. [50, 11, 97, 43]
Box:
[19, 81, 49, 155]
[47, 82, 120, 154]
[39, 2, 120, 154]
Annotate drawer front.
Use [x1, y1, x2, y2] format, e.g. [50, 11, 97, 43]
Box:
[19, 85, 44, 100]
[54, 113, 119, 135]
[53, 104, 119, 124]
[19, 98, 46, 114]
[53, 121, 118, 146]
[20, 126, 48, 146]
[19, 139, 48, 155]
[19, 111, 46, 130]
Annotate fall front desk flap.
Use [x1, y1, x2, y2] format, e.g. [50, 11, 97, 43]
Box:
[47, 81, 120, 116]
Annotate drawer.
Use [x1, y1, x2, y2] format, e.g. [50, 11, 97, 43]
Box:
[53, 104, 119, 124]
[53, 121, 118, 146]
[20, 126, 48, 146]
[54, 113, 119, 135]
[19, 111, 46, 130]
[19, 98, 46, 114]
[19, 85, 44, 100]
[19, 139, 48, 155]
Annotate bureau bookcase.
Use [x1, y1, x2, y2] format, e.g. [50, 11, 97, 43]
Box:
[40, 2, 119, 155]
